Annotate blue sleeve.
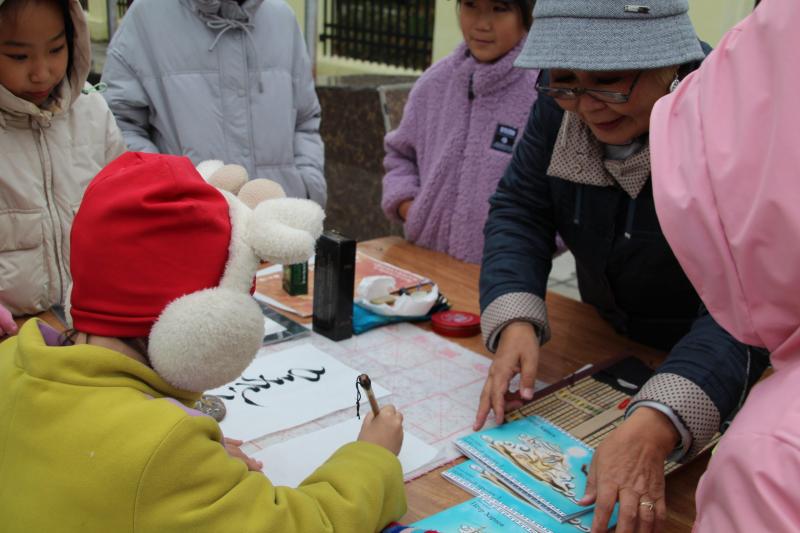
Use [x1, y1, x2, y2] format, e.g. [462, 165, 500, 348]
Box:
[658, 308, 769, 424]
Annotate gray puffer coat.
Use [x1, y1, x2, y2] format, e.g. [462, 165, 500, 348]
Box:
[102, 0, 326, 205]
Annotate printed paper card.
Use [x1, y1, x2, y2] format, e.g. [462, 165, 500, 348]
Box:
[411, 497, 533, 533]
[206, 345, 390, 441]
[444, 461, 617, 532]
[455, 416, 594, 522]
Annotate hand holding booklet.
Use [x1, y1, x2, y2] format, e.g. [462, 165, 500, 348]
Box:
[454, 415, 604, 523]
[412, 416, 618, 532]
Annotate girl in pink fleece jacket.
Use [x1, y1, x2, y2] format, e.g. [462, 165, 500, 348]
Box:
[650, 1, 800, 530]
[382, 0, 538, 264]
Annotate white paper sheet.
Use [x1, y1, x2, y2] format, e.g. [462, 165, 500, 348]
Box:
[206, 345, 390, 441]
[245, 324, 548, 477]
[254, 417, 441, 486]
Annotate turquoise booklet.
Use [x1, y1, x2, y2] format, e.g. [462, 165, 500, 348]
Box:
[454, 415, 594, 522]
[444, 460, 618, 532]
[411, 497, 533, 532]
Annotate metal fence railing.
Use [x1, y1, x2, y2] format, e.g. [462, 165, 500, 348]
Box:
[106, 0, 434, 70]
[319, 0, 435, 71]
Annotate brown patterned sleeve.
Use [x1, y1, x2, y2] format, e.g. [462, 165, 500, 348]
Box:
[481, 292, 551, 353]
[628, 372, 721, 462]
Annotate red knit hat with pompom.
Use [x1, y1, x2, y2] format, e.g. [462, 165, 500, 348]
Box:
[66, 152, 324, 393]
[69, 152, 232, 337]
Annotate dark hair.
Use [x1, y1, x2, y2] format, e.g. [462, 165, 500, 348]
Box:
[0, 0, 75, 71]
[456, 0, 535, 31]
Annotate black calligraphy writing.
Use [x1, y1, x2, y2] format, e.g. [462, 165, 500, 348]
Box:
[216, 367, 326, 406]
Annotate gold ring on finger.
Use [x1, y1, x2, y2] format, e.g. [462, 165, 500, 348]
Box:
[639, 500, 655, 512]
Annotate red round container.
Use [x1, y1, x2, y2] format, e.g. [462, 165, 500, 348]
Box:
[431, 310, 481, 338]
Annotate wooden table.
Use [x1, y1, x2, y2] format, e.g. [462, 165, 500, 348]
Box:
[9, 236, 705, 531]
[358, 237, 706, 532]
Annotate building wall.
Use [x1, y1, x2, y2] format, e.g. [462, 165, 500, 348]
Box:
[298, 0, 755, 75]
[286, 0, 428, 77]
[689, 0, 754, 46]
[87, 0, 111, 40]
[88, 0, 756, 71]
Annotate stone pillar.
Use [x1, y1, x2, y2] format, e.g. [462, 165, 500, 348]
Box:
[316, 75, 417, 241]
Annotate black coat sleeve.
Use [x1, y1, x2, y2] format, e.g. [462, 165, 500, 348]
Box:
[633, 306, 770, 459]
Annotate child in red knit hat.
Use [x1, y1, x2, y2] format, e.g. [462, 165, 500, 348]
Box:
[0, 152, 407, 532]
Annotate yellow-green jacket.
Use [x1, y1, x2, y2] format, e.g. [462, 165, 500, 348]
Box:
[0, 320, 406, 532]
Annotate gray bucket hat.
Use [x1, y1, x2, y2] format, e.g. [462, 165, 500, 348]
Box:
[515, 0, 705, 71]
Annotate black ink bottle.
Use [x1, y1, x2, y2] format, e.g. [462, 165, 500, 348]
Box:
[312, 230, 356, 341]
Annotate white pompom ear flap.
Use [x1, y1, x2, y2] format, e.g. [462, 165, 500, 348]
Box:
[255, 198, 325, 239]
[149, 288, 264, 392]
[148, 192, 265, 393]
[246, 198, 325, 264]
[144, 189, 325, 392]
[247, 219, 317, 265]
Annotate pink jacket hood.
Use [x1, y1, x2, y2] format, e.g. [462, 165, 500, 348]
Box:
[651, 0, 800, 371]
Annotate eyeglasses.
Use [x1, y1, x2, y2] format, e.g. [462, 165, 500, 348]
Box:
[535, 71, 643, 104]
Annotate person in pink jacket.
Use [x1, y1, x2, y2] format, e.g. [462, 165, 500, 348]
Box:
[650, 0, 800, 530]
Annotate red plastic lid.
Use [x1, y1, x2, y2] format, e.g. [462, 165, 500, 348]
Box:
[431, 310, 481, 338]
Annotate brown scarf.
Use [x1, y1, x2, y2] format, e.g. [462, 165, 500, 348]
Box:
[547, 111, 651, 199]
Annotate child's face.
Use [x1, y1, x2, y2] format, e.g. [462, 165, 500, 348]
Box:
[0, 1, 68, 106]
[460, 0, 525, 64]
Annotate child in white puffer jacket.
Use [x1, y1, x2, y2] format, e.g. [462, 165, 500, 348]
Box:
[0, 0, 125, 335]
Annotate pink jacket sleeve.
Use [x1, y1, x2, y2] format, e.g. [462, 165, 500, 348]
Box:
[695, 431, 800, 532]
[692, 363, 800, 533]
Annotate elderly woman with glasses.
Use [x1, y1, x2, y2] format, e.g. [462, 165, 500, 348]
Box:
[474, 1, 768, 532]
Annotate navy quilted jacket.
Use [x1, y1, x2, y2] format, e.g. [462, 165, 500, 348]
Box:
[480, 70, 768, 439]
